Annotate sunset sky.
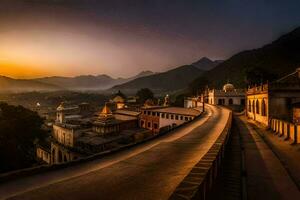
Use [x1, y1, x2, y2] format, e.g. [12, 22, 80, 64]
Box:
[1, 0, 300, 79]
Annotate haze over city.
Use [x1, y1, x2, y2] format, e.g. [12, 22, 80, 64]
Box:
[1, 0, 300, 78]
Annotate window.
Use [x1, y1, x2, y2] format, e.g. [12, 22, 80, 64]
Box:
[252, 100, 255, 113]
[157, 112, 160, 117]
[248, 100, 252, 112]
[147, 111, 151, 115]
[175, 115, 179, 120]
[161, 113, 165, 118]
[152, 112, 156, 116]
[153, 123, 158, 129]
[218, 99, 222, 105]
[180, 116, 183, 120]
[185, 117, 189, 121]
[241, 99, 245, 106]
[166, 114, 169, 119]
[143, 111, 146, 115]
[256, 100, 260, 114]
[171, 115, 174, 120]
[147, 122, 151, 128]
[140, 120, 145, 127]
[261, 99, 267, 116]
[229, 98, 233, 105]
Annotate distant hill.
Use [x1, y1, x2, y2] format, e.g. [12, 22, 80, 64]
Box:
[109, 65, 204, 94]
[0, 70, 155, 93]
[35, 71, 155, 91]
[35, 75, 118, 90]
[191, 27, 300, 89]
[191, 57, 223, 71]
[125, 70, 155, 81]
[0, 76, 61, 93]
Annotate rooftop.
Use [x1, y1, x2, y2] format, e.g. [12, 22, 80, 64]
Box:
[114, 109, 140, 117]
[77, 132, 123, 146]
[151, 107, 201, 116]
[114, 114, 137, 121]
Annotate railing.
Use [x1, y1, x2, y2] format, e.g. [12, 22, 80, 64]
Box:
[247, 84, 268, 94]
[270, 119, 300, 144]
[169, 111, 232, 200]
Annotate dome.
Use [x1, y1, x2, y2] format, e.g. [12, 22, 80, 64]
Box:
[113, 95, 125, 103]
[223, 83, 235, 92]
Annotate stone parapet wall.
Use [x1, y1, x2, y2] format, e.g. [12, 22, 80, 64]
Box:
[169, 111, 232, 200]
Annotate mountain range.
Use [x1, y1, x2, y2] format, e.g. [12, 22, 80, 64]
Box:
[0, 57, 219, 93]
[0, 71, 155, 93]
[108, 57, 222, 94]
[191, 26, 300, 89]
[191, 57, 223, 71]
[0, 76, 61, 93]
[2, 26, 299, 94]
[109, 65, 204, 94]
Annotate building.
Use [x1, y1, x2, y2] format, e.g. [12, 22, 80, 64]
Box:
[207, 83, 245, 106]
[140, 106, 201, 133]
[37, 101, 148, 165]
[93, 104, 121, 136]
[111, 90, 126, 109]
[184, 96, 202, 108]
[246, 68, 300, 126]
[36, 142, 51, 164]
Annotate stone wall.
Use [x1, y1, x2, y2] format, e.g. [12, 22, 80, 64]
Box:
[270, 118, 300, 143]
[170, 111, 232, 200]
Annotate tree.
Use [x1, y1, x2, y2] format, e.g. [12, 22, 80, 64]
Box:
[0, 103, 47, 173]
[245, 67, 278, 86]
[136, 88, 154, 104]
[173, 94, 186, 107]
[188, 76, 210, 95]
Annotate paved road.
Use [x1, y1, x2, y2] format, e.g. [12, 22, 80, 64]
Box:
[0, 105, 230, 200]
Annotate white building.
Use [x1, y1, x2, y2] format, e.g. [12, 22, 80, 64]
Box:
[140, 106, 201, 133]
[207, 83, 245, 106]
[184, 97, 202, 108]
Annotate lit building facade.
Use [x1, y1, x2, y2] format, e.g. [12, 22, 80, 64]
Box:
[207, 83, 245, 106]
[37, 101, 145, 165]
[246, 68, 300, 126]
[184, 97, 202, 108]
[140, 107, 201, 133]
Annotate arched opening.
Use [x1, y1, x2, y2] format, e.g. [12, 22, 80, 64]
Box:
[241, 99, 245, 106]
[58, 150, 63, 163]
[248, 100, 252, 112]
[256, 100, 260, 114]
[229, 99, 233, 105]
[261, 99, 266, 116]
[218, 99, 222, 105]
[252, 100, 255, 114]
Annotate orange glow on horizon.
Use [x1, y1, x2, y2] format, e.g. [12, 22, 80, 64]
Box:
[0, 62, 55, 79]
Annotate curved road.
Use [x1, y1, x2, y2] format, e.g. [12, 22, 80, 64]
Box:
[0, 105, 230, 200]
